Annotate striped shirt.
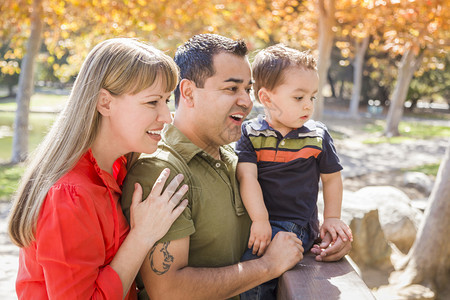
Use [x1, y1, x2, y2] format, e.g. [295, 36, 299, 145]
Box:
[235, 115, 343, 237]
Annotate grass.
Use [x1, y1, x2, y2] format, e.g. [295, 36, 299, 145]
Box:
[362, 120, 450, 144]
[0, 163, 25, 201]
[0, 112, 57, 161]
[404, 163, 441, 177]
[0, 93, 68, 111]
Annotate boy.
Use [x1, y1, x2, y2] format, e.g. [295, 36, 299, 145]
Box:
[235, 44, 353, 299]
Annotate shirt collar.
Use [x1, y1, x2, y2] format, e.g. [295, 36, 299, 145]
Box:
[161, 124, 205, 163]
[85, 149, 122, 195]
[248, 114, 317, 135]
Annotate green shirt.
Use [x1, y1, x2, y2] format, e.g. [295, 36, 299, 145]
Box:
[121, 124, 251, 298]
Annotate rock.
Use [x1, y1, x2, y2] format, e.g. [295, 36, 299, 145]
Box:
[374, 284, 436, 300]
[318, 191, 393, 269]
[403, 172, 434, 195]
[410, 199, 428, 212]
[348, 209, 393, 269]
[353, 186, 423, 254]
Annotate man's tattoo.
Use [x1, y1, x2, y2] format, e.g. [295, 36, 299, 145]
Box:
[149, 242, 174, 275]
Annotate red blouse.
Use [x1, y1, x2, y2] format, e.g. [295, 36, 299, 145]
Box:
[16, 150, 136, 299]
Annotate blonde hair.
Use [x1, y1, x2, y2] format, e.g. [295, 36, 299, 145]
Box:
[8, 38, 179, 247]
[252, 44, 317, 102]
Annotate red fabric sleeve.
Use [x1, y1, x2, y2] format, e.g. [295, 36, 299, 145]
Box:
[35, 184, 123, 300]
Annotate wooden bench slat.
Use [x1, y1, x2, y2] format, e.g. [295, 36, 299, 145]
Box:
[277, 253, 375, 299]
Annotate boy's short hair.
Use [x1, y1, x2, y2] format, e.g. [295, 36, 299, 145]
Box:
[173, 34, 248, 108]
[252, 44, 317, 102]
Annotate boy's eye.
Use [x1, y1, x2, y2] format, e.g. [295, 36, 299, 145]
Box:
[165, 98, 171, 104]
[147, 100, 158, 106]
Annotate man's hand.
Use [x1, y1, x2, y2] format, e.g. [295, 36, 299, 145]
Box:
[260, 231, 304, 277]
[248, 220, 272, 256]
[310, 232, 352, 262]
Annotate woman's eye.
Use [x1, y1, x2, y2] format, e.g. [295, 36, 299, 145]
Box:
[165, 98, 171, 104]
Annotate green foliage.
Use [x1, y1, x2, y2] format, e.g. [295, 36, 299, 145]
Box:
[407, 53, 450, 107]
[0, 163, 24, 201]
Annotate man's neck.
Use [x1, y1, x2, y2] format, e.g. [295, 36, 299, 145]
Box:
[173, 117, 221, 160]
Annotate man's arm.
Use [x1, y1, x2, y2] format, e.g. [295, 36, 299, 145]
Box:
[141, 231, 304, 300]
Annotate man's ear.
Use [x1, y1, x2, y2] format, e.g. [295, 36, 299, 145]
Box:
[97, 89, 113, 116]
[258, 88, 272, 107]
[179, 79, 195, 107]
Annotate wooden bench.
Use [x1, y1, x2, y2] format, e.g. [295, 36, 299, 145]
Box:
[277, 253, 375, 299]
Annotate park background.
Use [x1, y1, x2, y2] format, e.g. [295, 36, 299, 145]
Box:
[0, 0, 449, 299]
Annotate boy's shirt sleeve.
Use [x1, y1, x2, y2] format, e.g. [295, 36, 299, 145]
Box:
[234, 122, 257, 164]
[318, 127, 343, 174]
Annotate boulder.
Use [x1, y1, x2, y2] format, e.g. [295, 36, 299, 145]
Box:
[348, 209, 393, 269]
[318, 191, 392, 269]
[353, 186, 423, 253]
[403, 172, 434, 196]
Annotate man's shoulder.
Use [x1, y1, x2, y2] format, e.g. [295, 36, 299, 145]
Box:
[129, 145, 188, 174]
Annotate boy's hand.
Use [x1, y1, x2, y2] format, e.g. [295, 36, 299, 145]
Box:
[320, 218, 353, 243]
[248, 220, 272, 256]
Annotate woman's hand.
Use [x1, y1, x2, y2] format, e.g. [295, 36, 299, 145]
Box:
[129, 168, 188, 247]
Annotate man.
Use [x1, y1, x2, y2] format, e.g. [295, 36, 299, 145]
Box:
[121, 34, 350, 299]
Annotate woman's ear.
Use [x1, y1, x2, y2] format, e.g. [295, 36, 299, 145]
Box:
[179, 79, 195, 107]
[258, 88, 272, 107]
[97, 89, 113, 116]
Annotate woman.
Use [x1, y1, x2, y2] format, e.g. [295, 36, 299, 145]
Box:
[8, 38, 188, 299]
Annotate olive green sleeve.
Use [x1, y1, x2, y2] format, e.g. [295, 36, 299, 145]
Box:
[120, 157, 195, 243]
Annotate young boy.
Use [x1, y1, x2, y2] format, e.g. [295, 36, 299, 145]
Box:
[236, 44, 353, 299]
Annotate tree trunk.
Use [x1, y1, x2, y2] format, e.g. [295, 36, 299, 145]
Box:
[314, 0, 335, 121]
[349, 35, 370, 118]
[11, 0, 44, 163]
[384, 46, 423, 137]
[327, 72, 336, 99]
[338, 80, 345, 100]
[397, 144, 450, 296]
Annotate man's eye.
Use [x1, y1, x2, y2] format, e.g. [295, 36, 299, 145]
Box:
[226, 87, 238, 92]
[245, 87, 252, 94]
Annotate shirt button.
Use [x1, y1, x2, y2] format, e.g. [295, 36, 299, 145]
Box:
[202, 153, 207, 157]
[215, 163, 221, 168]
[280, 140, 285, 146]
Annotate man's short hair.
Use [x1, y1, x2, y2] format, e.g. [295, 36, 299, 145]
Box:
[252, 44, 317, 102]
[173, 34, 248, 107]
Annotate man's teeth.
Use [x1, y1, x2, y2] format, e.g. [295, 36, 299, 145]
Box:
[147, 130, 161, 135]
[231, 114, 243, 119]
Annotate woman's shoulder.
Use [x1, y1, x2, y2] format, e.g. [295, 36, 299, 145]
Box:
[44, 157, 102, 209]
